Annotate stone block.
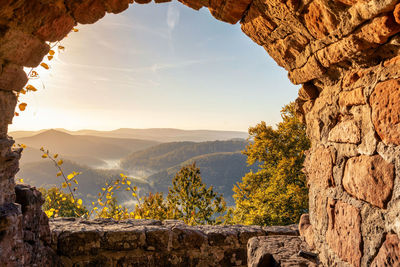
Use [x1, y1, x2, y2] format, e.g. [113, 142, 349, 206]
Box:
[326, 199, 362, 267]
[0, 64, 27, 92]
[343, 155, 394, 208]
[371, 234, 400, 267]
[304, 147, 334, 189]
[339, 87, 366, 107]
[247, 235, 317, 267]
[0, 30, 49, 67]
[328, 120, 361, 144]
[370, 79, 400, 145]
[303, 0, 338, 39]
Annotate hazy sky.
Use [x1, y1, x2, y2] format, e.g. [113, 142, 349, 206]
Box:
[10, 2, 299, 132]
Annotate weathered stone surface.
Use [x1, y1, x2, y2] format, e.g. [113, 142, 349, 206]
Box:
[0, 30, 49, 67]
[299, 214, 315, 249]
[326, 199, 362, 267]
[370, 79, 400, 145]
[209, 0, 252, 24]
[304, 147, 334, 188]
[50, 218, 298, 266]
[371, 234, 400, 267]
[357, 13, 400, 44]
[298, 83, 320, 101]
[68, 0, 106, 24]
[0, 64, 28, 92]
[339, 87, 365, 107]
[36, 14, 76, 42]
[288, 55, 326, 84]
[303, 0, 338, 39]
[0, 90, 17, 135]
[247, 235, 318, 267]
[343, 155, 394, 208]
[104, 0, 133, 14]
[328, 120, 361, 144]
[15, 184, 56, 266]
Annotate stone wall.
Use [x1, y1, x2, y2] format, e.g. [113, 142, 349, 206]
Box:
[49, 218, 302, 266]
[1, 0, 400, 266]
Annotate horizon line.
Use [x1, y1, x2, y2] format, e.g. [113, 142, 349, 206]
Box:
[8, 127, 250, 133]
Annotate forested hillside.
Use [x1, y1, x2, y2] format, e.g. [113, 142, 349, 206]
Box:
[120, 140, 247, 172]
[147, 152, 257, 205]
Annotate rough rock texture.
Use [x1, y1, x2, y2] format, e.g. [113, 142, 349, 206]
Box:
[371, 234, 400, 267]
[247, 235, 318, 267]
[343, 155, 395, 208]
[50, 218, 298, 266]
[326, 199, 362, 267]
[1, 0, 400, 266]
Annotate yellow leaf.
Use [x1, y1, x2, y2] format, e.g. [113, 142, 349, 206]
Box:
[77, 199, 82, 205]
[40, 63, 49, 70]
[19, 144, 27, 149]
[18, 178, 24, 183]
[57, 160, 63, 165]
[42, 154, 48, 158]
[47, 55, 53, 61]
[73, 179, 78, 185]
[56, 171, 62, 177]
[49, 50, 55, 56]
[62, 197, 66, 201]
[14, 112, 19, 116]
[54, 154, 58, 158]
[125, 188, 131, 191]
[93, 207, 98, 211]
[19, 103, 27, 111]
[26, 85, 37, 92]
[30, 71, 38, 78]
[127, 181, 131, 185]
[132, 193, 137, 197]
[67, 173, 74, 180]
[73, 28, 79, 32]
[62, 182, 67, 188]
[20, 88, 26, 94]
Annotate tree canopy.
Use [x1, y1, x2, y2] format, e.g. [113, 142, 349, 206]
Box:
[231, 103, 310, 225]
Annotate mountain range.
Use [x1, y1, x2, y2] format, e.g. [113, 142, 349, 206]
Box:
[13, 128, 252, 207]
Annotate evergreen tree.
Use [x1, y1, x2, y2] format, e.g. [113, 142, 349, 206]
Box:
[166, 162, 226, 225]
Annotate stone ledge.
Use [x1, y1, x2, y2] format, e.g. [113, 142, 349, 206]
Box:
[50, 218, 298, 266]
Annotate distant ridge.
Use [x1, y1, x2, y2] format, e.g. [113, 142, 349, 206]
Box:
[10, 128, 248, 142]
[15, 129, 159, 164]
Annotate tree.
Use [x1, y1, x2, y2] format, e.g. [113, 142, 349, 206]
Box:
[134, 192, 171, 221]
[166, 162, 226, 225]
[231, 103, 310, 225]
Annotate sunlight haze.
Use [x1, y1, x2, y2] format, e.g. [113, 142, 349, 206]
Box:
[10, 2, 299, 132]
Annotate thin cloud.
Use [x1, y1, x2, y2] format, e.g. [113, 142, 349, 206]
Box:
[56, 57, 235, 74]
[167, 3, 180, 32]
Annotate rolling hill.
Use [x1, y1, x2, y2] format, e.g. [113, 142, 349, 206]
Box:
[10, 128, 248, 142]
[120, 140, 248, 172]
[15, 129, 159, 166]
[17, 160, 152, 208]
[146, 152, 257, 206]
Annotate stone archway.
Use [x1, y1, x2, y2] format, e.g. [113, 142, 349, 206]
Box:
[1, 0, 400, 266]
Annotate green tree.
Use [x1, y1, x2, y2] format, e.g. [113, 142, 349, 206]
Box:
[231, 103, 310, 225]
[166, 162, 226, 225]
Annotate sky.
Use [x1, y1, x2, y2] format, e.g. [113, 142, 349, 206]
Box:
[10, 1, 299, 132]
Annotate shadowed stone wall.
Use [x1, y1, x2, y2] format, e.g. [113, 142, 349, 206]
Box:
[1, 0, 400, 266]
